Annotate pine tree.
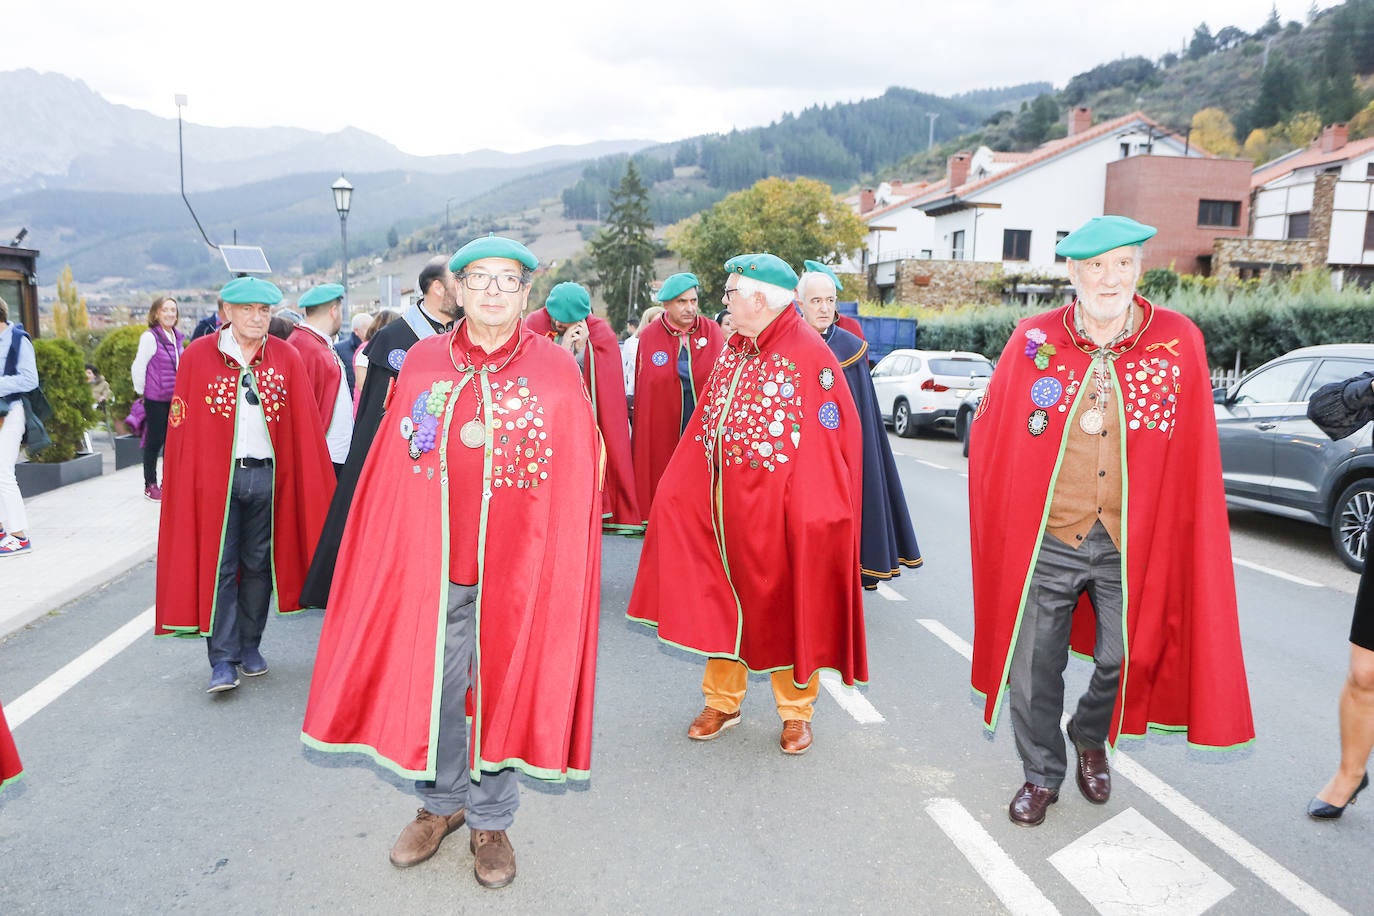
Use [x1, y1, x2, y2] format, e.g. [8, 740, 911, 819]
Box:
[590, 160, 655, 332]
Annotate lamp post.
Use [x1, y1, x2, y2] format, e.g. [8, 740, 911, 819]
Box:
[332, 175, 353, 323]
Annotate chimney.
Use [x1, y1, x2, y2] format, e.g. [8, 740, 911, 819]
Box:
[1320, 123, 1349, 153]
[859, 188, 876, 214]
[948, 152, 971, 189]
[1069, 106, 1093, 137]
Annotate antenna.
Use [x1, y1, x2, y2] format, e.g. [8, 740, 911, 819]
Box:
[175, 94, 218, 251]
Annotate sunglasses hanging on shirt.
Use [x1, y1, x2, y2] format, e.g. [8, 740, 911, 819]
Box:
[241, 372, 260, 407]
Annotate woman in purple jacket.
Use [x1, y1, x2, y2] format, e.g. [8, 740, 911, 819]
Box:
[131, 296, 184, 501]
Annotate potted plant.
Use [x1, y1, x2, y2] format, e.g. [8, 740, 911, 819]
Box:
[17, 338, 100, 496]
[93, 323, 145, 470]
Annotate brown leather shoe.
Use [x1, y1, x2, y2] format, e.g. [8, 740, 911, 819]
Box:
[687, 706, 741, 740]
[1068, 722, 1111, 804]
[779, 719, 813, 755]
[470, 829, 516, 888]
[1008, 782, 1059, 827]
[389, 807, 466, 867]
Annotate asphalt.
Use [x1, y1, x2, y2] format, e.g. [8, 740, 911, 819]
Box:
[1, 436, 160, 639]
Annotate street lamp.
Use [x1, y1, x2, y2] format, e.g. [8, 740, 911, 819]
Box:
[332, 174, 353, 323]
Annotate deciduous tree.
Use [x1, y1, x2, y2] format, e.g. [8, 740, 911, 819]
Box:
[1191, 108, 1240, 157]
[53, 265, 89, 340]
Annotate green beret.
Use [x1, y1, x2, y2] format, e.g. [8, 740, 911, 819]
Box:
[655, 272, 700, 303]
[1055, 216, 1157, 260]
[449, 234, 538, 272]
[545, 282, 591, 323]
[723, 253, 799, 291]
[298, 283, 344, 309]
[220, 277, 283, 306]
[803, 259, 843, 292]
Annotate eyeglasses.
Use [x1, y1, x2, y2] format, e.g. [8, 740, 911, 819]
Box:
[722, 287, 740, 298]
[459, 272, 525, 293]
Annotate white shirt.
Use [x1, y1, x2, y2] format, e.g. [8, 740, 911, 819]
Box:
[218, 328, 274, 461]
[622, 335, 640, 396]
[299, 323, 354, 463]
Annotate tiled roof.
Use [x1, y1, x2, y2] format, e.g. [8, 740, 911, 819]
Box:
[1252, 135, 1374, 188]
[863, 183, 936, 222]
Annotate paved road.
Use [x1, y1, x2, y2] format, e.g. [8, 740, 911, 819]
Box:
[1, 430, 1369, 913]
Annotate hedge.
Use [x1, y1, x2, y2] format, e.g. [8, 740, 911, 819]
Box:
[29, 338, 97, 463]
[92, 324, 145, 424]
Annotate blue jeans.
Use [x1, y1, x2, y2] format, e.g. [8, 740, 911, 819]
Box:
[207, 464, 274, 667]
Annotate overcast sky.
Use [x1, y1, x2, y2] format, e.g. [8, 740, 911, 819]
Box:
[9, 1, 1329, 157]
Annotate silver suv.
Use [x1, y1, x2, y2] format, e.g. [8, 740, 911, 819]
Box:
[1214, 344, 1374, 571]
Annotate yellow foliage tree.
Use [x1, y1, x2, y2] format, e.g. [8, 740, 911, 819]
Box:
[1348, 101, 1374, 139]
[1243, 128, 1293, 166]
[54, 265, 89, 340]
[1280, 111, 1322, 147]
[1190, 108, 1239, 157]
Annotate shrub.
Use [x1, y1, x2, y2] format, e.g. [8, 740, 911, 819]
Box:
[1138, 268, 1179, 301]
[29, 338, 97, 463]
[92, 324, 145, 424]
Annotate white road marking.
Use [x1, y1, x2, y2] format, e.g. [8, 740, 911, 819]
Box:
[875, 583, 906, 601]
[8, 607, 153, 729]
[819, 671, 885, 724]
[925, 798, 1060, 916]
[1049, 808, 1234, 915]
[917, 459, 948, 470]
[918, 618, 973, 660]
[1232, 558, 1322, 588]
[921, 618, 1349, 916]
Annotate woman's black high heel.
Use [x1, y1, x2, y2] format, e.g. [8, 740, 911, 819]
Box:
[1307, 771, 1370, 820]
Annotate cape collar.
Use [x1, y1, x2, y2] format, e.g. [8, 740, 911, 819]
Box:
[1059, 294, 1156, 357]
[658, 313, 701, 338]
[728, 304, 797, 357]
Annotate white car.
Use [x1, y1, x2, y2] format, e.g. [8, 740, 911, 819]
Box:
[871, 349, 994, 438]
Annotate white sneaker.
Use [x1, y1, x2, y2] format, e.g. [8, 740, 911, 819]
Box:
[0, 534, 33, 557]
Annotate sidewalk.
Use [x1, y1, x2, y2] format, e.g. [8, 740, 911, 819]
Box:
[1, 457, 161, 639]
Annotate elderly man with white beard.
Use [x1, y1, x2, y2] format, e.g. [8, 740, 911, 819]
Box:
[967, 216, 1254, 828]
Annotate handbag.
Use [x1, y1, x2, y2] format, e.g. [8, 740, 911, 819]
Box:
[1307, 375, 1374, 441]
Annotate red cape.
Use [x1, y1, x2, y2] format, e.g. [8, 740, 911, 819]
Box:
[525, 308, 642, 533]
[302, 326, 603, 781]
[969, 297, 1253, 748]
[834, 313, 865, 341]
[627, 307, 867, 684]
[287, 325, 344, 426]
[631, 314, 724, 522]
[154, 334, 335, 635]
[0, 701, 21, 792]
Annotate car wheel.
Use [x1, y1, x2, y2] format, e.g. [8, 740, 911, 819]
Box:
[1331, 479, 1374, 573]
[893, 399, 916, 438]
[962, 413, 972, 458]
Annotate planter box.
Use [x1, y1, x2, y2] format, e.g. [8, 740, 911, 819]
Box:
[16, 452, 103, 497]
[114, 434, 144, 470]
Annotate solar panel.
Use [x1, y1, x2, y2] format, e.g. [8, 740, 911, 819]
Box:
[220, 245, 272, 275]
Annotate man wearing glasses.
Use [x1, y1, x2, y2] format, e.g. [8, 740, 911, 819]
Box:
[631, 272, 724, 523]
[304, 236, 603, 890]
[629, 253, 865, 756]
[154, 276, 335, 694]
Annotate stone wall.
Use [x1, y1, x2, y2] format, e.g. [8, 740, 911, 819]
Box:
[872, 258, 1002, 309]
[1211, 237, 1322, 281]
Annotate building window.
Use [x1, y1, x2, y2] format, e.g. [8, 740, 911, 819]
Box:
[1365, 213, 1374, 251]
[951, 230, 966, 261]
[1120, 142, 1131, 159]
[1055, 231, 1069, 263]
[1287, 212, 1311, 240]
[1366, 162, 1374, 180]
[1002, 229, 1031, 261]
[1198, 200, 1240, 227]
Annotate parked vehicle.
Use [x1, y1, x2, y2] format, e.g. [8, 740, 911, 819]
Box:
[1213, 344, 1374, 571]
[872, 349, 994, 438]
[957, 389, 983, 457]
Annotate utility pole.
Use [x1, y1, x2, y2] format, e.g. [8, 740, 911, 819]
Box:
[927, 113, 938, 150]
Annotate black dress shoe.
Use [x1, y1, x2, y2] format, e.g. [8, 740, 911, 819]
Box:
[1067, 722, 1111, 804]
[1009, 782, 1059, 827]
[1308, 771, 1370, 820]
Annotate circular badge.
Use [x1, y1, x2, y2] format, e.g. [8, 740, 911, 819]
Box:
[399, 416, 415, 439]
[651, 350, 669, 367]
[780, 382, 795, 399]
[1027, 409, 1049, 436]
[387, 348, 407, 371]
[768, 420, 784, 437]
[818, 401, 841, 429]
[819, 368, 835, 391]
[1030, 376, 1063, 408]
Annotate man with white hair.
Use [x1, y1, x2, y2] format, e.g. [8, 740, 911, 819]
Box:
[335, 311, 373, 395]
[628, 253, 865, 756]
[969, 216, 1253, 828]
[797, 261, 922, 589]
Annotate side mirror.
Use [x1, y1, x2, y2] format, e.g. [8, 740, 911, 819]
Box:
[1212, 387, 1228, 404]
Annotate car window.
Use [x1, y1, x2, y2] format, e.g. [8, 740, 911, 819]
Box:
[872, 356, 897, 377]
[1232, 360, 1314, 405]
[930, 358, 993, 377]
[904, 357, 919, 375]
[1300, 358, 1374, 400]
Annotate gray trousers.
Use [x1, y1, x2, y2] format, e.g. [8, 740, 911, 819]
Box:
[207, 465, 273, 667]
[1008, 522, 1125, 789]
[415, 582, 520, 831]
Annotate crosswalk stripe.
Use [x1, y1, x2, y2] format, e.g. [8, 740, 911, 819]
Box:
[925, 798, 1060, 916]
[876, 583, 906, 601]
[819, 671, 885, 724]
[1232, 558, 1322, 588]
[918, 618, 972, 660]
